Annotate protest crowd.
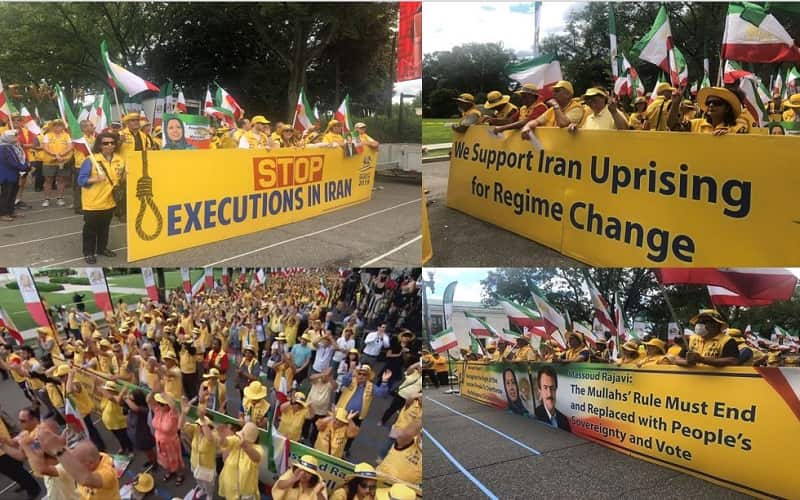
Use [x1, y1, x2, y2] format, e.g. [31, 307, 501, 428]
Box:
[0, 267, 422, 500]
[423, 307, 799, 388]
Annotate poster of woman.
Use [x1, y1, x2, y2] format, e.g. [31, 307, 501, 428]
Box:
[161, 114, 211, 149]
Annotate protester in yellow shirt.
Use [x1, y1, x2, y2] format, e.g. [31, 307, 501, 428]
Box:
[217, 422, 263, 500]
[636, 338, 670, 367]
[40, 119, 73, 207]
[161, 352, 184, 400]
[242, 380, 270, 428]
[321, 119, 346, 147]
[118, 112, 155, 158]
[278, 392, 311, 442]
[77, 131, 124, 264]
[353, 122, 379, 149]
[668, 87, 748, 135]
[181, 405, 218, 498]
[232, 118, 251, 143]
[521, 80, 585, 137]
[376, 421, 422, 485]
[616, 341, 642, 366]
[451, 93, 483, 133]
[314, 408, 359, 459]
[627, 97, 650, 130]
[98, 380, 133, 454]
[239, 115, 272, 149]
[783, 94, 800, 121]
[37, 426, 121, 500]
[483, 91, 520, 125]
[272, 454, 329, 500]
[571, 88, 629, 131]
[644, 82, 675, 131]
[199, 367, 227, 412]
[329, 462, 378, 500]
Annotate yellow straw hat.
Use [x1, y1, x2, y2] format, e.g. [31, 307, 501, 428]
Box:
[697, 87, 742, 118]
[243, 380, 267, 400]
[484, 90, 510, 109]
[134, 472, 154, 493]
[644, 338, 666, 354]
[294, 455, 321, 477]
[203, 368, 221, 379]
[376, 484, 417, 500]
[345, 462, 377, 481]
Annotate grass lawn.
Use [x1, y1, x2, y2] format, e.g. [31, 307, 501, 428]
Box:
[423, 118, 456, 145]
[1, 269, 228, 331]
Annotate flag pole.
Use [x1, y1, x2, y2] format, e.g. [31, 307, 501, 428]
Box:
[441, 282, 459, 395]
[652, 271, 681, 334]
[111, 87, 122, 121]
[103, 269, 116, 315]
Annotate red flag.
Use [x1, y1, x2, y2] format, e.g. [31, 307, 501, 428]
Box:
[656, 268, 797, 304]
[65, 397, 87, 436]
[396, 2, 422, 82]
[181, 267, 192, 300]
[204, 268, 214, 290]
[222, 268, 230, 286]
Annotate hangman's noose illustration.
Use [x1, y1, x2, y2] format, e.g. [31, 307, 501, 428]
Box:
[134, 148, 163, 241]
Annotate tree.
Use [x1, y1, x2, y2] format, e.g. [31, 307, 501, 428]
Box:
[423, 43, 514, 117]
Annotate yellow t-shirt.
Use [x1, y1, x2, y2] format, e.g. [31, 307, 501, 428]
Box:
[539, 99, 584, 127]
[218, 435, 262, 499]
[394, 400, 422, 431]
[322, 132, 345, 146]
[183, 423, 217, 470]
[46, 383, 64, 410]
[71, 382, 95, 417]
[579, 106, 616, 130]
[644, 97, 672, 131]
[165, 366, 184, 400]
[101, 399, 127, 430]
[377, 437, 422, 484]
[239, 130, 270, 149]
[314, 422, 348, 458]
[688, 118, 748, 134]
[243, 398, 270, 424]
[432, 356, 448, 373]
[68, 312, 80, 330]
[42, 131, 74, 164]
[25, 359, 44, 390]
[77, 453, 120, 500]
[180, 345, 197, 374]
[278, 405, 308, 442]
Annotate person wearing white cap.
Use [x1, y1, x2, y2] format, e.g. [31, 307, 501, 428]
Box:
[353, 122, 379, 149]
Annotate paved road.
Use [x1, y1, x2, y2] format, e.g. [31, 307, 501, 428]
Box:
[0, 178, 420, 268]
[0, 356, 399, 500]
[423, 386, 753, 500]
[423, 159, 583, 266]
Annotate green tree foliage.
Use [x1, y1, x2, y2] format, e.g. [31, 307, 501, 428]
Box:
[0, 2, 399, 122]
[480, 268, 800, 340]
[423, 43, 514, 117]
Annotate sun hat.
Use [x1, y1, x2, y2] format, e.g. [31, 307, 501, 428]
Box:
[243, 380, 267, 400]
[697, 87, 741, 118]
[154, 393, 169, 405]
[376, 484, 417, 500]
[122, 112, 140, 122]
[294, 455, 321, 477]
[644, 338, 666, 354]
[345, 462, 377, 481]
[354, 122, 367, 129]
[655, 82, 676, 94]
[484, 90, 511, 109]
[134, 472, 154, 493]
[453, 93, 475, 104]
[202, 368, 220, 379]
[689, 309, 727, 326]
[514, 83, 540, 95]
[552, 80, 575, 95]
[251, 115, 270, 125]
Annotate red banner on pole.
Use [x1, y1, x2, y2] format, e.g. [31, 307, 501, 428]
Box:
[396, 2, 422, 82]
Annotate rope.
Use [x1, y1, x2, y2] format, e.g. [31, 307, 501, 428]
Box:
[134, 149, 163, 241]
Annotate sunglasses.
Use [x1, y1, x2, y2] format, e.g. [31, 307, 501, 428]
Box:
[705, 99, 724, 107]
[101, 141, 116, 146]
[359, 482, 377, 490]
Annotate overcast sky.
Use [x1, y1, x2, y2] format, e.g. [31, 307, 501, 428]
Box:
[423, 1, 582, 56]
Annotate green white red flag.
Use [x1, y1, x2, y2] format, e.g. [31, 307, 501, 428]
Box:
[463, 311, 498, 338]
[722, 3, 800, 63]
[204, 88, 214, 114]
[506, 54, 563, 100]
[333, 94, 353, 134]
[100, 40, 159, 96]
[529, 288, 566, 337]
[631, 5, 673, 73]
[496, 295, 546, 336]
[430, 327, 458, 353]
[613, 54, 645, 97]
[292, 88, 316, 132]
[0, 307, 24, 345]
[176, 90, 187, 113]
[215, 84, 244, 120]
[498, 328, 523, 344]
[787, 66, 800, 93]
[54, 84, 90, 155]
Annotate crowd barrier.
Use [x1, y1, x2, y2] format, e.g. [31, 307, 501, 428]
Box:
[457, 361, 799, 499]
[446, 126, 799, 266]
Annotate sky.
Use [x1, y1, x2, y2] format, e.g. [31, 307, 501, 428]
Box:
[426, 268, 494, 302]
[423, 1, 582, 56]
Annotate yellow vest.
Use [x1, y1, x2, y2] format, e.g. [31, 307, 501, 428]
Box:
[80, 153, 122, 211]
[688, 332, 732, 358]
[314, 422, 348, 458]
[278, 406, 308, 442]
[71, 382, 95, 417]
[243, 398, 270, 424]
[377, 436, 422, 484]
[180, 344, 197, 373]
[337, 379, 374, 420]
[493, 103, 519, 120]
[119, 128, 154, 159]
[645, 96, 672, 131]
[41, 131, 74, 164]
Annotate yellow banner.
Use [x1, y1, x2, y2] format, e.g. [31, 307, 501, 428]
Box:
[447, 126, 799, 266]
[460, 362, 800, 499]
[125, 147, 376, 260]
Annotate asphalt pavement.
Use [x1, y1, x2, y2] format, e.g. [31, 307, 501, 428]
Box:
[423, 159, 583, 267]
[0, 178, 420, 268]
[423, 386, 753, 500]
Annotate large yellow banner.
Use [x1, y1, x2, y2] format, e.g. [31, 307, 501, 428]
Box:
[447, 126, 799, 266]
[125, 147, 377, 261]
[460, 362, 800, 499]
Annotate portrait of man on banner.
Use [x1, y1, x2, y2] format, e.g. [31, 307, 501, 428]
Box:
[533, 365, 570, 431]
